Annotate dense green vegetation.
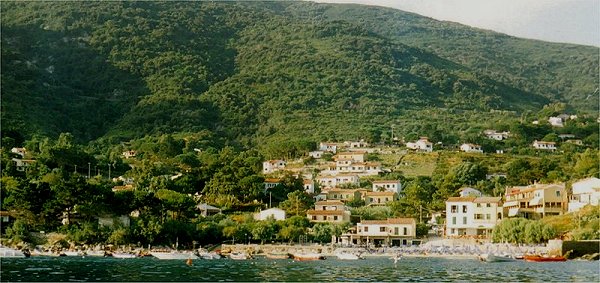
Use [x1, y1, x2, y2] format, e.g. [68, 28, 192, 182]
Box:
[1, 1, 598, 146]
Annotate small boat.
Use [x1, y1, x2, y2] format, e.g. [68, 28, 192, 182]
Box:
[152, 251, 199, 260]
[292, 253, 325, 261]
[85, 250, 107, 257]
[111, 252, 137, 259]
[0, 247, 26, 258]
[336, 252, 362, 260]
[524, 255, 566, 262]
[265, 252, 290, 259]
[62, 251, 83, 257]
[229, 252, 252, 260]
[198, 250, 222, 260]
[479, 253, 516, 262]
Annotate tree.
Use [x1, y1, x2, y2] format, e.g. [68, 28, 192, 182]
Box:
[279, 191, 314, 216]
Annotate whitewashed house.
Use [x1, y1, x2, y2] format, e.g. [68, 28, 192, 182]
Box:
[122, 150, 137, 159]
[262, 160, 286, 174]
[460, 143, 483, 153]
[306, 200, 351, 223]
[532, 140, 557, 151]
[303, 179, 315, 194]
[264, 178, 281, 190]
[316, 174, 360, 189]
[372, 180, 402, 194]
[568, 177, 600, 213]
[319, 142, 338, 153]
[10, 147, 26, 157]
[406, 137, 433, 152]
[445, 197, 503, 238]
[483, 130, 510, 141]
[548, 117, 564, 127]
[254, 208, 286, 221]
[345, 140, 369, 148]
[308, 151, 324, 159]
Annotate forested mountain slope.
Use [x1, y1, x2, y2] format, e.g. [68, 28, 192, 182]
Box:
[1, 1, 597, 146]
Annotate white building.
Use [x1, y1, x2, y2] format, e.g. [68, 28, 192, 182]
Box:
[445, 197, 503, 238]
[122, 150, 137, 159]
[264, 178, 281, 190]
[548, 117, 564, 127]
[372, 180, 402, 194]
[308, 151, 324, 159]
[254, 208, 286, 221]
[262, 160, 286, 174]
[344, 140, 369, 148]
[568, 177, 600, 213]
[10, 147, 26, 157]
[483, 130, 510, 141]
[316, 174, 360, 189]
[532, 140, 557, 151]
[406, 137, 433, 152]
[303, 179, 315, 194]
[460, 143, 483, 153]
[319, 142, 338, 153]
[341, 218, 417, 247]
[306, 200, 351, 223]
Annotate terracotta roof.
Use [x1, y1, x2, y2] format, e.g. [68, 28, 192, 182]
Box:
[0, 211, 11, 216]
[446, 197, 477, 202]
[264, 178, 281, 183]
[473, 197, 502, 203]
[303, 179, 313, 185]
[306, 210, 345, 215]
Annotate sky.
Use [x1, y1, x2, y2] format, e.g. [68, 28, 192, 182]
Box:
[314, 0, 600, 47]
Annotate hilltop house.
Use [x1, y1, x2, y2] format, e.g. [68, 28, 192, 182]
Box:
[503, 183, 567, 219]
[308, 151, 324, 159]
[316, 174, 360, 189]
[264, 178, 281, 190]
[12, 158, 35, 172]
[319, 142, 338, 153]
[406, 137, 433, 152]
[532, 140, 557, 151]
[10, 147, 26, 157]
[568, 177, 600, 213]
[320, 188, 364, 202]
[197, 203, 222, 217]
[122, 150, 137, 159]
[341, 218, 417, 247]
[306, 200, 351, 223]
[445, 197, 503, 238]
[460, 143, 483, 153]
[483, 130, 510, 141]
[548, 117, 564, 127]
[344, 140, 369, 148]
[458, 187, 483, 197]
[303, 179, 315, 194]
[372, 180, 402, 194]
[262, 160, 286, 174]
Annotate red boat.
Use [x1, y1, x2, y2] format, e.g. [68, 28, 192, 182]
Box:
[524, 255, 567, 262]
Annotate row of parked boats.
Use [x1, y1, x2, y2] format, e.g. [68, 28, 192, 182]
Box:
[478, 253, 566, 262]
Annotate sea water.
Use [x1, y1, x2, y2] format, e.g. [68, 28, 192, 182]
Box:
[1, 256, 598, 282]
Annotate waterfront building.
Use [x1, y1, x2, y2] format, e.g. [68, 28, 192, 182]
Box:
[503, 183, 567, 219]
[341, 218, 417, 247]
[445, 197, 503, 238]
[568, 177, 600, 213]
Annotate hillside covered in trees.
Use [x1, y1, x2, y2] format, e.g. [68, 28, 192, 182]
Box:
[1, 1, 598, 147]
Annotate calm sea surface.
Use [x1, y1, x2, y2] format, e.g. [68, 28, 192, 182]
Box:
[1, 256, 598, 282]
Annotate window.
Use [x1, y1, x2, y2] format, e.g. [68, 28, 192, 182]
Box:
[334, 216, 338, 220]
[486, 214, 491, 220]
[380, 227, 386, 232]
[486, 203, 491, 208]
[451, 228, 455, 234]
[394, 227, 399, 235]
[312, 216, 317, 220]
[403, 227, 408, 235]
[452, 217, 456, 225]
[474, 214, 484, 220]
[463, 217, 467, 224]
[462, 205, 467, 213]
[476, 203, 481, 207]
[556, 191, 561, 197]
[364, 227, 369, 232]
[451, 205, 457, 213]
